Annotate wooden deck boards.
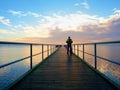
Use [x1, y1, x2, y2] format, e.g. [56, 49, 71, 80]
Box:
[10, 47, 116, 90]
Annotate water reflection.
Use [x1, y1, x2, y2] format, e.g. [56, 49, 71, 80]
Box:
[0, 44, 30, 66]
[84, 54, 94, 67]
[0, 58, 30, 90]
[0, 67, 10, 76]
[84, 45, 94, 54]
[97, 44, 120, 62]
[32, 54, 42, 67]
[33, 45, 42, 55]
[97, 58, 120, 85]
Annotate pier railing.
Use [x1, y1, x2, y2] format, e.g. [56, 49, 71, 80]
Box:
[0, 41, 58, 89]
[73, 41, 120, 88]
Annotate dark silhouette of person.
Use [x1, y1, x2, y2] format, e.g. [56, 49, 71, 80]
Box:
[66, 36, 73, 55]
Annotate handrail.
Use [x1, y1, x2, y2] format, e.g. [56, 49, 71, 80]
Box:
[73, 41, 120, 88]
[0, 42, 58, 69]
[0, 41, 56, 45]
[74, 48, 120, 66]
[96, 55, 120, 65]
[0, 56, 30, 69]
[73, 41, 120, 66]
[74, 40, 120, 45]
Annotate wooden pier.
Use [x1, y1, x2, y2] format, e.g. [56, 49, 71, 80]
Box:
[9, 47, 117, 90]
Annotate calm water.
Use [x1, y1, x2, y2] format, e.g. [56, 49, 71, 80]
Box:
[0, 44, 52, 90]
[74, 43, 120, 86]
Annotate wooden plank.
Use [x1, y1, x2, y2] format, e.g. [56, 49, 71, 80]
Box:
[10, 47, 117, 90]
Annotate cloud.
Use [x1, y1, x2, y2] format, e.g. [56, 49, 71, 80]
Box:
[2, 10, 120, 44]
[15, 13, 120, 44]
[81, 1, 89, 9]
[8, 10, 41, 17]
[113, 8, 120, 14]
[74, 1, 90, 9]
[0, 16, 11, 26]
[28, 11, 41, 17]
[22, 26, 50, 38]
[12, 12, 106, 40]
[74, 3, 80, 7]
[39, 12, 105, 32]
[8, 10, 26, 17]
[0, 29, 15, 34]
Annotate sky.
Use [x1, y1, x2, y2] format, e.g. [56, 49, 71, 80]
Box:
[0, 0, 120, 44]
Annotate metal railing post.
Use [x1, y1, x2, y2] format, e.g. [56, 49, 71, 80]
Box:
[42, 44, 44, 60]
[30, 44, 32, 69]
[94, 43, 97, 69]
[77, 44, 79, 56]
[51, 45, 52, 54]
[83, 44, 84, 60]
[54, 45, 55, 52]
[53, 45, 55, 51]
[53, 45, 54, 52]
[74, 45, 75, 54]
[47, 45, 49, 56]
[52, 45, 53, 53]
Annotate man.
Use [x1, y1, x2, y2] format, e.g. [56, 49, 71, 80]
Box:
[66, 36, 73, 55]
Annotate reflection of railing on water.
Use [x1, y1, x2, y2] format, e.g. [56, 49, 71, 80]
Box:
[73, 41, 120, 88]
[0, 41, 58, 69]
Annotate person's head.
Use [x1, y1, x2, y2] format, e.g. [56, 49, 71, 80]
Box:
[68, 36, 70, 39]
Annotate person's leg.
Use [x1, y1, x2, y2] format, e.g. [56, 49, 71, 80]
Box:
[70, 46, 72, 54]
[67, 46, 69, 54]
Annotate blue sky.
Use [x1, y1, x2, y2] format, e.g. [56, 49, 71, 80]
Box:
[0, 0, 120, 43]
